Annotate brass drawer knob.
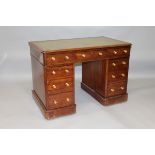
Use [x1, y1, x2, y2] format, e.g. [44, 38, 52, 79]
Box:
[82, 54, 86, 58]
[112, 62, 116, 67]
[120, 86, 125, 90]
[110, 88, 115, 92]
[65, 56, 70, 60]
[121, 73, 125, 77]
[65, 69, 69, 73]
[65, 83, 70, 87]
[66, 98, 70, 102]
[124, 50, 128, 53]
[98, 52, 103, 56]
[122, 61, 127, 65]
[52, 85, 56, 89]
[113, 51, 118, 55]
[52, 71, 56, 75]
[53, 100, 58, 105]
[51, 57, 56, 61]
[112, 75, 116, 79]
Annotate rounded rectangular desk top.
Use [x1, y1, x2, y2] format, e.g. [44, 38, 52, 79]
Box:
[29, 36, 131, 53]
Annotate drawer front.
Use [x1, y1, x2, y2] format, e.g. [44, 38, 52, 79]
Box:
[92, 49, 110, 59]
[108, 70, 128, 83]
[107, 47, 130, 58]
[75, 51, 93, 62]
[46, 53, 76, 65]
[75, 50, 110, 62]
[46, 65, 73, 80]
[108, 58, 129, 72]
[47, 78, 73, 94]
[107, 81, 127, 97]
[48, 92, 74, 109]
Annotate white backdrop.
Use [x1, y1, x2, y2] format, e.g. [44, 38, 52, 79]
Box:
[0, 26, 155, 128]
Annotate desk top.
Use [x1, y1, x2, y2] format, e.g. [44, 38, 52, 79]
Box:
[29, 36, 131, 52]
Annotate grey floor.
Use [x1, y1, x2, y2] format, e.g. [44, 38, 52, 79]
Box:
[0, 68, 155, 129]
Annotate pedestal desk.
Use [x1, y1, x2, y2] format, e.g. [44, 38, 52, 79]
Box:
[29, 36, 132, 119]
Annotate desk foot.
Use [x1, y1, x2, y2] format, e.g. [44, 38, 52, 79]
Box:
[32, 90, 76, 120]
[81, 83, 128, 106]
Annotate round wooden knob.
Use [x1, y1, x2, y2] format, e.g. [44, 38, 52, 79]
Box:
[66, 98, 70, 102]
[110, 88, 115, 92]
[122, 61, 127, 65]
[65, 56, 70, 60]
[113, 51, 118, 55]
[82, 54, 86, 58]
[51, 57, 56, 61]
[65, 83, 70, 87]
[65, 69, 69, 73]
[52, 71, 56, 75]
[120, 86, 124, 90]
[53, 100, 58, 105]
[112, 75, 116, 79]
[121, 73, 125, 77]
[52, 85, 56, 89]
[98, 52, 103, 56]
[112, 63, 116, 67]
[124, 50, 128, 53]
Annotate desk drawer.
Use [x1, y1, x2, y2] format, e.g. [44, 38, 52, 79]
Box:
[48, 92, 74, 109]
[46, 53, 76, 65]
[47, 78, 73, 94]
[46, 65, 73, 80]
[92, 49, 109, 59]
[75, 51, 93, 62]
[107, 81, 127, 97]
[75, 49, 112, 62]
[108, 70, 128, 83]
[107, 47, 130, 58]
[108, 58, 129, 72]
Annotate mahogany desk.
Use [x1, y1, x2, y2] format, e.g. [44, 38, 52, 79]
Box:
[29, 36, 132, 119]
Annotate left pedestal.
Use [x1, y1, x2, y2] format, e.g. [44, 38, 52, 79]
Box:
[31, 54, 76, 120]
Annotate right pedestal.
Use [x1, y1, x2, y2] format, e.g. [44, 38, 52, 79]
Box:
[82, 57, 129, 105]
